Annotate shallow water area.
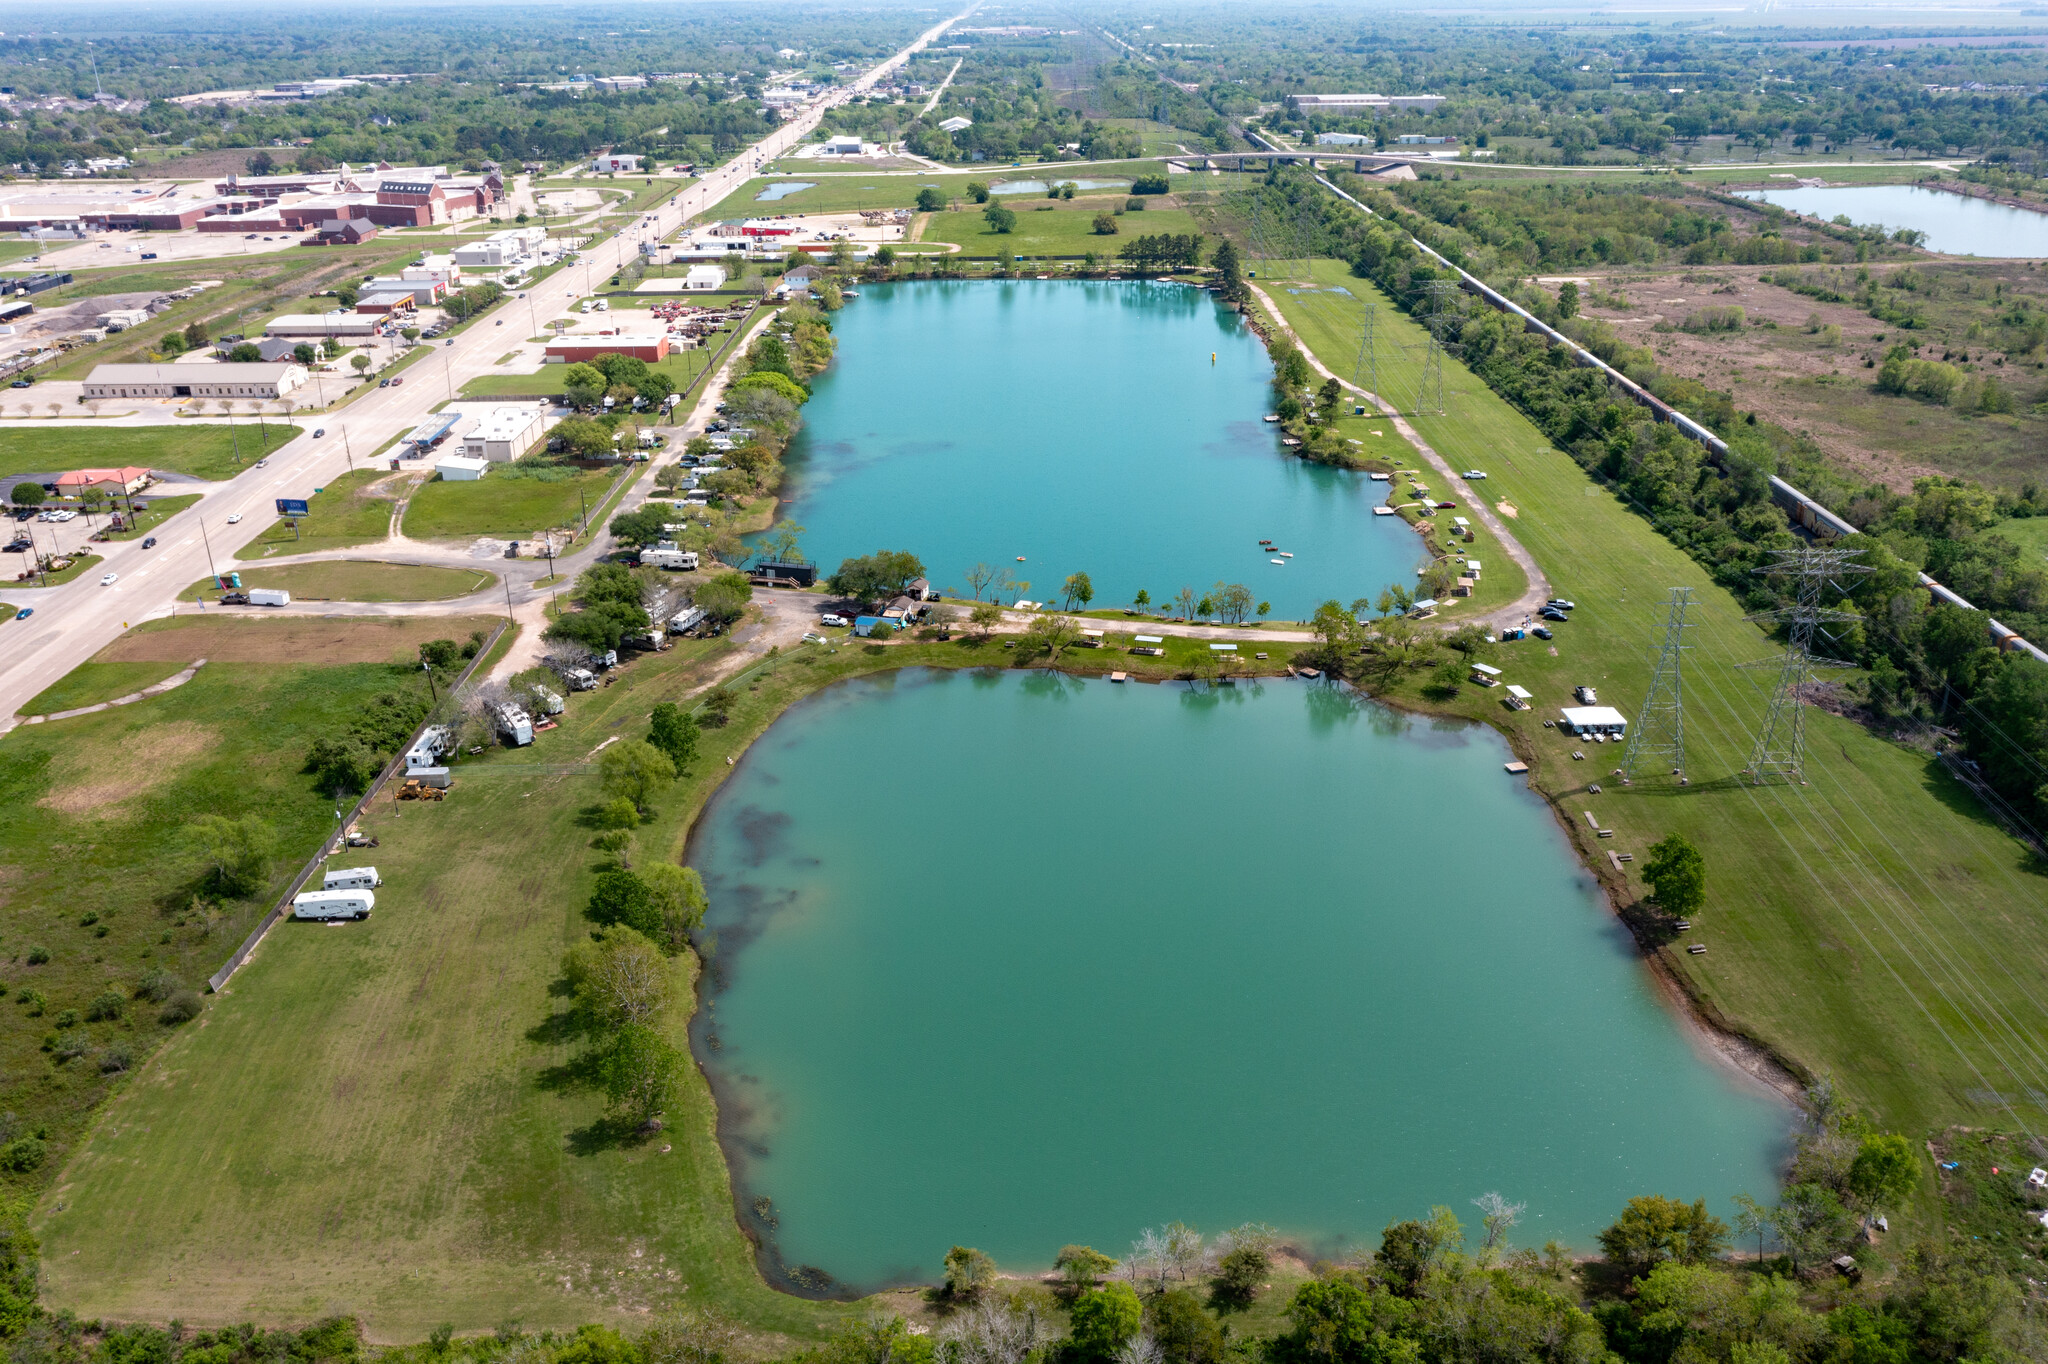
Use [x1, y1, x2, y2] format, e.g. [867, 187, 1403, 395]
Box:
[763, 279, 1421, 619]
[989, 177, 1131, 195]
[757, 181, 819, 201]
[1736, 183, 2048, 256]
[692, 668, 1791, 1292]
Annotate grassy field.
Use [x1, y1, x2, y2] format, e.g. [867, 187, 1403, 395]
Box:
[0, 627, 447, 1277]
[176, 561, 495, 603]
[236, 468, 400, 561]
[0, 424, 300, 483]
[460, 349, 713, 400]
[696, 161, 1169, 222]
[403, 468, 616, 540]
[23, 658, 187, 713]
[1260, 257, 2048, 1139]
[1990, 516, 2048, 562]
[105, 494, 201, 540]
[31, 552, 104, 586]
[922, 205, 1209, 259]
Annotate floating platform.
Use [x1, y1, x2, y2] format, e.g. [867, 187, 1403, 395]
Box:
[1110, 671, 1128, 683]
[1504, 761, 1529, 774]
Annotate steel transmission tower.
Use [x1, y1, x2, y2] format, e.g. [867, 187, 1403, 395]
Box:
[1742, 547, 1870, 785]
[1622, 587, 1696, 783]
[1351, 298, 1383, 413]
[1414, 281, 1459, 416]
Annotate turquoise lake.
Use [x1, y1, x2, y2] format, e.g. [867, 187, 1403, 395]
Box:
[762, 281, 1422, 620]
[691, 669, 1791, 1293]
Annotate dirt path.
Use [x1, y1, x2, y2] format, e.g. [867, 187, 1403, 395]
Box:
[16, 659, 208, 724]
[1247, 282, 1553, 632]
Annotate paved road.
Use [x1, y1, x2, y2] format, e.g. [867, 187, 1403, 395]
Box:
[0, 6, 973, 731]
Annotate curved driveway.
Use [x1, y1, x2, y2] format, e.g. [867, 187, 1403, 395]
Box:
[0, 7, 974, 731]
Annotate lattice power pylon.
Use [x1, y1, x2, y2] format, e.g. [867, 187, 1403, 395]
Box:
[1351, 298, 1383, 414]
[1742, 547, 1871, 785]
[1413, 281, 1460, 416]
[1622, 587, 1696, 783]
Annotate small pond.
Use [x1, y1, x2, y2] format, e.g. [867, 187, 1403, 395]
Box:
[756, 181, 819, 202]
[691, 668, 1791, 1293]
[990, 178, 1132, 195]
[1736, 184, 2048, 257]
[763, 280, 1421, 620]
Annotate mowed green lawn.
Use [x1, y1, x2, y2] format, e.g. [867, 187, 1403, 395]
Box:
[696, 161, 1169, 222]
[461, 349, 713, 400]
[1, 641, 443, 1260]
[236, 468, 399, 561]
[177, 561, 494, 603]
[403, 468, 616, 540]
[923, 204, 1207, 259]
[1265, 258, 2048, 1138]
[0, 424, 300, 483]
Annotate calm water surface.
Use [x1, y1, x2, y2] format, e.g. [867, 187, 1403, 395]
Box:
[1737, 184, 2048, 257]
[692, 669, 1790, 1291]
[766, 281, 1420, 619]
[757, 181, 818, 201]
[990, 178, 1131, 195]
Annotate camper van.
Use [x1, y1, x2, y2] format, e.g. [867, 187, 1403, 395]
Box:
[322, 866, 382, 891]
[495, 702, 534, 746]
[292, 889, 374, 921]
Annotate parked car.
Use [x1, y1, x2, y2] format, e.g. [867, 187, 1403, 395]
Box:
[9, 379, 30, 389]
[141, 536, 156, 549]
[99, 572, 118, 586]
[819, 614, 850, 628]
[1546, 598, 1576, 611]
[390, 377, 403, 386]
[379, 378, 390, 387]
[1532, 625, 1553, 640]
[225, 512, 242, 524]
[3, 539, 27, 554]
[255, 459, 268, 468]
[1461, 470, 1487, 479]
[1540, 606, 1569, 622]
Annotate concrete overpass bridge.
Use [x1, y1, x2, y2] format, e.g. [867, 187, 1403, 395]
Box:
[1166, 151, 1410, 176]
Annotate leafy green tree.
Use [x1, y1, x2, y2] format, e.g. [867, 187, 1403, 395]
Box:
[1269, 1278, 1418, 1364]
[830, 550, 926, 603]
[182, 320, 209, 349]
[1062, 571, 1094, 611]
[1599, 1196, 1729, 1276]
[648, 703, 700, 771]
[8, 482, 42, 508]
[227, 342, 264, 363]
[1214, 1244, 1271, 1309]
[965, 181, 990, 203]
[1149, 1290, 1227, 1364]
[305, 735, 381, 795]
[1092, 212, 1118, 236]
[1055, 1245, 1116, 1293]
[1212, 239, 1247, 304]
[598, 1022, 686, 1122]
[1375, 1208, 1461, 1298]
[1068, 1284, 1143, 1362]
[729, 370, 808, 404]
[1643, 834, 1706, 918]
[610, 506, 673, 548]
[915, 186, 946, 213]
[593, 797, 641, 831]
[1557, 282, 1579, 318]
[180, 813, 277, 897]
[588, 868, 659, 936]
[983, 204, 1017, 234]
[1847, 1132, 1921, 1212]
[293, 343, 318, 365]
[693, 571, 753, 624]
[600, 739, 676, 813]
[562, 362, 608, 409]
[641, 863, 709, 951]
[943, 1245, 996, 1299]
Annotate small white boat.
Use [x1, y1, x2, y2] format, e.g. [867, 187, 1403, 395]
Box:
[1263, 414, 1280, 423]
[1270, 558, 1285, 565]
[842, 289, 860, 298]
[1280, 552, 1293, 558]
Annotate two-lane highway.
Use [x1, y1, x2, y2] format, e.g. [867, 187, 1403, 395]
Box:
[0, 5, 972, 729]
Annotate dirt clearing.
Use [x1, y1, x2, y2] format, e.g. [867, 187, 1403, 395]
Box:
[38, 719, 215, 815]
[98, 615, 504, 665]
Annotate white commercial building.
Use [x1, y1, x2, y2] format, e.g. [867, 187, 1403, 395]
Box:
[435, 454, 491, 481]
[592, 153, 642, 173]
[401, 254, 461, 289]
[82, 362, 310, 400]
[457, 407, 545, 462]
[683, 264, 725, 291]
[451, 226, 548, 269]
[822, 135, 864, 155]
[265, 312, 381, 339]
[1294, 93, 1446, 114]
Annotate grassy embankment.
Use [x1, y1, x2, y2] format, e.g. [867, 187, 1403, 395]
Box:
[176, 562, 494, 603]
[0, 425, 300, 482]
[403, 467, 617, 540]
[21, 553, 103, 587]
[0, 621, 475, 1289]
[460, 349, 712, 400]
[236, 468, 401, 560]
[104, 494, 201, 540]
[1260, 257, 2048, 1143]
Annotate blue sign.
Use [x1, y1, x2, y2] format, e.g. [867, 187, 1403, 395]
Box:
[275, 498, 310, 518]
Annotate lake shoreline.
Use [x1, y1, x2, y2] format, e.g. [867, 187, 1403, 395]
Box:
[676, 656, 1801, 1301]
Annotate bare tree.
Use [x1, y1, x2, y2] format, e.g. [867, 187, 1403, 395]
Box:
[1175, 586, 1197, 621]
[1116, 1338, 1163, 1364]
[966, 562, 1001, 602]
[1128, 1228, 1170, 1292]
[1214, 1224, 1278, 1260]
[943, 1300, 1044, 1364]
[1162, 1222, 1207, 1281]
[575, 930, 672, 1027]
[1472, 1192, 1525, 1261]
[642, 1310, 740, 1364]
